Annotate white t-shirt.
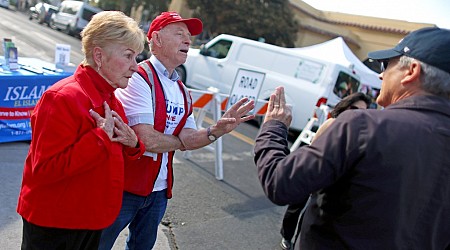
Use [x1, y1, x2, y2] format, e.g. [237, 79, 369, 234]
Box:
[115, 56, 196, 192]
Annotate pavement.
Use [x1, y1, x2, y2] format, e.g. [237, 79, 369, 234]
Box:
[0, 133, 288, 249]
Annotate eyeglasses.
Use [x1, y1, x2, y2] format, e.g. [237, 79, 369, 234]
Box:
[348, 105, 360, 110]
[379, 59, 390, 72]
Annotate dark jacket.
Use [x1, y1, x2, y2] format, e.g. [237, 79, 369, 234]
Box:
[254, 95, 450, 249]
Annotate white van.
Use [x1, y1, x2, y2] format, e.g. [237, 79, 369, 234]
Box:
[178, 34, 361, 132]
[50, 0, 102, 37]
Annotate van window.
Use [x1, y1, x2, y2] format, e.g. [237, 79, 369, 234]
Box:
[206, 40, 232, 59]
[293, 58, 326, 84]
[61, 3, 79, 15]
[333, 71, 360, 98]
[269, 54, 325, 84]
[82, 8, 97, 21]
[360, 84, 381, 109]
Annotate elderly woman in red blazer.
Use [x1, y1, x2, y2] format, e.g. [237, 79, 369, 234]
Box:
[17, 11, 146, 250]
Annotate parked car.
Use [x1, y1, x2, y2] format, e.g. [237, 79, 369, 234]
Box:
[29, 2, 58, 26]
[50, 0, 102, 37]
[0, 0, 9, 9]
[135, 22, 151, 63]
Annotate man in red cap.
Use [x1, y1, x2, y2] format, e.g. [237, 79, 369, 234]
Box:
[99, 12, 255, 249]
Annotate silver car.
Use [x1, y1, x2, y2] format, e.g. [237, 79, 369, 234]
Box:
[0, 0, 9, 9]
[29, 2, 58, 26]
[50, 0, 102, 37]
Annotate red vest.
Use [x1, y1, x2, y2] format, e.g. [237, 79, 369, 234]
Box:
[123, 61, 192, 198]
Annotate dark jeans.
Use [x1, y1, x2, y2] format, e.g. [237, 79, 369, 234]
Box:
[280, 203, 304, 241]
[99, 190, 168, 250]
[280, 196, 311, 242]
[21, 218, 102, 250]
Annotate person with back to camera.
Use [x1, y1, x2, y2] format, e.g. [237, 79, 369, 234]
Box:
[313, 92, 371, 140]
[279, 92, 371, 250]
[17, 11, 146, 250]
[254, 27, 450, 249]
[99, 11, 255, 249]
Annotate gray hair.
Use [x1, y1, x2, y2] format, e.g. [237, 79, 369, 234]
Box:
[399, 56, 450, 98]
[149, 39, 154, 52]
[148, 26, 168, 53]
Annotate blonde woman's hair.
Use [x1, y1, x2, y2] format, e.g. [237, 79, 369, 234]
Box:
[81, 11, 145, 66]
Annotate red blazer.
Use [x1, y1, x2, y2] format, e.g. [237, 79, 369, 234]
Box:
[17, 65, 145, 230]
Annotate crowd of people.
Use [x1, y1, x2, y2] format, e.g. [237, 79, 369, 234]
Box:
[15, 8, 450, 250]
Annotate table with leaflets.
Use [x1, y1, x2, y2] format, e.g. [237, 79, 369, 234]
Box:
[0, 56, 74, 143]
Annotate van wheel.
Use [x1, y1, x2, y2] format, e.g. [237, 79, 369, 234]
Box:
[175, 66, 187, 84]
[50, 20, 57, 30]
[65, 25, 73, 35]
[254, 97, 270, 127]
[255, 116, 263, 126]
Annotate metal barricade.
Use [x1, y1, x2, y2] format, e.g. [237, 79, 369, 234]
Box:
[290, 104, 331, 152]
[185, 87, 268, 180]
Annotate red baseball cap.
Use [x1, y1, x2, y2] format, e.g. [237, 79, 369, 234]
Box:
[148, 12, 203, 39]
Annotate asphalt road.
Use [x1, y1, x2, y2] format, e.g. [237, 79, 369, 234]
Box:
[0, 7, 83, 65]
[0, 133, 288, 250]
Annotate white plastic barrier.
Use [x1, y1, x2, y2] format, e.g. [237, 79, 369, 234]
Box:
[290, 117, 318, 151]
[185, 87, 268, 180]
[290, 104, 331, 152]
[186, 88, 334, 164]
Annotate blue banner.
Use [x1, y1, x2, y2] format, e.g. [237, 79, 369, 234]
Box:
[0, 73, 71, 143]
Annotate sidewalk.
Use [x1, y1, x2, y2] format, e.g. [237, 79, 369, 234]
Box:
[112, 225, 170, 249]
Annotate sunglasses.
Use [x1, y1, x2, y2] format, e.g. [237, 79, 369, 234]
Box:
[379, 59, 390, 72]
[349, 105, 360, 110]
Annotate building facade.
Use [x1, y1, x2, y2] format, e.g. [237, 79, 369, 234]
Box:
[169, 0, 435, 66]
[289, 0, 434, 63]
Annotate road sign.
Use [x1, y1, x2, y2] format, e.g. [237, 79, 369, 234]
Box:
[227, 68, 265, 114]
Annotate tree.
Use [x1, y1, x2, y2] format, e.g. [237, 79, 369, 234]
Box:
[186, 0, 298, 47]
[97, 0, 168, 23]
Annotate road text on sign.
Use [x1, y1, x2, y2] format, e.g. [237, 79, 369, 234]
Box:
[227, 69, 265, 114]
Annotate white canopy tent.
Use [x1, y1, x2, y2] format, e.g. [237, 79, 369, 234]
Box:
[293, 37, 381, 89]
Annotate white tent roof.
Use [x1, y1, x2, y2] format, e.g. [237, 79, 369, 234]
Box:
[293, 37, 381, 89]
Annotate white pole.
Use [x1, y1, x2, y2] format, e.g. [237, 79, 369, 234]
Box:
[213, 92, 223, 180]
